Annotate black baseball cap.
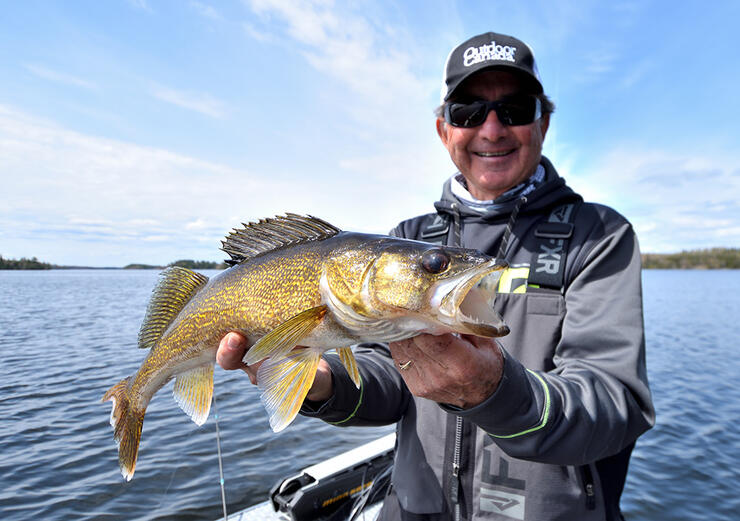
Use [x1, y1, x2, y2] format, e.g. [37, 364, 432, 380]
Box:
[441, 32, 543, 101]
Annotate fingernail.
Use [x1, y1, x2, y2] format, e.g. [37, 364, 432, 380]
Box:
[227, 334, 241, 350]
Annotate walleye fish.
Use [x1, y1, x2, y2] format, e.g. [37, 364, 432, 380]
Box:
[102, 214, 508, 481]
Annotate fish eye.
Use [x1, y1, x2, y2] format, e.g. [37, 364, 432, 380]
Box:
[421, 249, 450, 274]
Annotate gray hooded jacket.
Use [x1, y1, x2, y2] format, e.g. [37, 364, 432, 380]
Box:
[302, 157, 655, 520]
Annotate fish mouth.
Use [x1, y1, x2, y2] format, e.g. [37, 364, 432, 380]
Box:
[433, 259, 510, 337]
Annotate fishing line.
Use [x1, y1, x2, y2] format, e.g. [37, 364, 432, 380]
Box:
[213, 391, 229, 521]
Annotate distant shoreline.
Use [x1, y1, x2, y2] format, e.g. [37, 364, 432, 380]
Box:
[2, 249, 739, 270]
[0, 257, 226, 271]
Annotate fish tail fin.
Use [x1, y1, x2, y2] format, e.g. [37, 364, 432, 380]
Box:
[102, 378, 146, 481]
[257, 347, 322, 432]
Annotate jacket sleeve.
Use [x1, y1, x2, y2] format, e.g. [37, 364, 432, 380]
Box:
[300, 343, 410, 427]
[450, 216, 655, 465]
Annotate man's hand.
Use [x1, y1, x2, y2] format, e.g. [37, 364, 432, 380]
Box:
[216, 332, 335, 402]
[389, 333, 503, 409]
[217, 332, 260, 383]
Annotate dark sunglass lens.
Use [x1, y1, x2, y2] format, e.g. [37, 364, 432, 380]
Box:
[446, 96, 539, 127]
[497, 97, 537, 126]
[448, 102, 488, 127]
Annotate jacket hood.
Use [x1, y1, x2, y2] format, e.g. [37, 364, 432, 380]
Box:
[434, 156, 582, 221]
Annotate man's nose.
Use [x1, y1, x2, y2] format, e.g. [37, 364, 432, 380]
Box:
[476, 109, 508, 140]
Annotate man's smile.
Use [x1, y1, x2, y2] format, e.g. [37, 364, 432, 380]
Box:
[473, 150, 515, 157]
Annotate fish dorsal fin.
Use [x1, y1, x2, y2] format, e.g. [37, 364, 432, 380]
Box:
[138, 267, 209, 349]
[221, 213, 341, 266]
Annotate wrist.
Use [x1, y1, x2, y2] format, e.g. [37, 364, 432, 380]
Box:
[306, 360, 334, 402]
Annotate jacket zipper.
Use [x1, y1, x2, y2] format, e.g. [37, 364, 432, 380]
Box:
[450, 416, 463, 521]
[447, 204, 463, 521]
[580, 464, 596, 510]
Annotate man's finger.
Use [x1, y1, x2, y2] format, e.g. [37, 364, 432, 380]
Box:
[217, 332, 249, 370]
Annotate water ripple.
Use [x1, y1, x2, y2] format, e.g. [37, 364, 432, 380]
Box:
[1, 269, 738, 520]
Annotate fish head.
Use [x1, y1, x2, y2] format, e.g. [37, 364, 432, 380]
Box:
[323, 235, 509, 338]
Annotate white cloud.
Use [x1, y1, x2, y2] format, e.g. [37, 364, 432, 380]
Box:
[242, 22, 274, 42]
[23, 64, 97, 90]
[127, 0, 152, 12]
[150, 84, 227, 118]
[563, 146, 740, 252]
[190, 1, 222, 20]
[0, 104, 443, 265]
[244, 0, 429, 120]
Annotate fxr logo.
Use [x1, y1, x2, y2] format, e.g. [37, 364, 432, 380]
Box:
[535, 240, 564, 274]
[534, 203, 573, 275]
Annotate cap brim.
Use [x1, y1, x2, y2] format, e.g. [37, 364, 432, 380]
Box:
[445, 64, 543, 101]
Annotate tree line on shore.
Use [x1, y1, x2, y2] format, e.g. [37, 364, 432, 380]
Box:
[122, 259, 227, 270]
[0, 255, 55, 270]
[3, 249, 740, 270]
[641, 248, 740, 269]
[0, 256, 226, 270]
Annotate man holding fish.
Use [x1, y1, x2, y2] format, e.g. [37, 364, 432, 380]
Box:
[219, 31, 655, 520]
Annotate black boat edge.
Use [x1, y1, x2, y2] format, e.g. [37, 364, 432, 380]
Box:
[221, 433, 395, 521]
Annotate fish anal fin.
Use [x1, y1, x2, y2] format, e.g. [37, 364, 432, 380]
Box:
[337, 346, 361, 389]
[102, 377, 146, 481]
[173, 364, 214, 426]
[138, 267, 209, 349]
[243, 305, 328, 365]
[257, 348, 321, 432]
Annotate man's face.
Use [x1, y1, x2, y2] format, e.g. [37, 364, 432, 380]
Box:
[436, 70, 550, 200]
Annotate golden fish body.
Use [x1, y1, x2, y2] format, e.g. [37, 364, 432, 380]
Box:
[103, 215, 509, 481]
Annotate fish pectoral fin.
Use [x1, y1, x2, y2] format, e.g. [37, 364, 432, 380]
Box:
[257, 347, 322, 432]
[173, 364, 214, 426]
[337, 346, 361, 389]
[243, 305, 328, 366]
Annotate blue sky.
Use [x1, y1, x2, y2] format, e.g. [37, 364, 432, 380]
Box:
[1, 0, 738, 266]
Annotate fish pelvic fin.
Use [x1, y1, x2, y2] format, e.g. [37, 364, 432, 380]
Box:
[138, 267, 209, 349]
[221, 214, 341, 266]
[243, 305, 328, 365]
[257, 347, 322, 432]
[102, 378, 146, 481]
[337, 346, 361, 389]
[173, 364, 214, 426]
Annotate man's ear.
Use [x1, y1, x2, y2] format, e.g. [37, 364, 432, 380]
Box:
[539, 112, 550, 140]
[436, 117, 449, 145]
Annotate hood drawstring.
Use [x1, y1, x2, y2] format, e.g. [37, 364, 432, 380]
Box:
[449, 202, 462, 247]
[495, 195, 527, 261]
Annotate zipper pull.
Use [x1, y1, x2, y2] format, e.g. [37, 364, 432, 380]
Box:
[585, 482, 595, 509]
[580, 465, 596, 510]
[450, 464, 461, 506]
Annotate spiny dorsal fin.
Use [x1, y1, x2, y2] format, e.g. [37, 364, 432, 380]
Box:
[221, 213, 341, 266]
[138, 267, 209, 349]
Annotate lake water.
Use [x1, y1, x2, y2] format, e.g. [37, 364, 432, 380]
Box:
[0, 269, 738, 520]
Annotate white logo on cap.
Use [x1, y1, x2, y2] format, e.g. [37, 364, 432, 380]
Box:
[463, 41, 517, 67]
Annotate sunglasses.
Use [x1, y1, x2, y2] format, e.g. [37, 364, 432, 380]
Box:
[444, 94, 542, 128]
